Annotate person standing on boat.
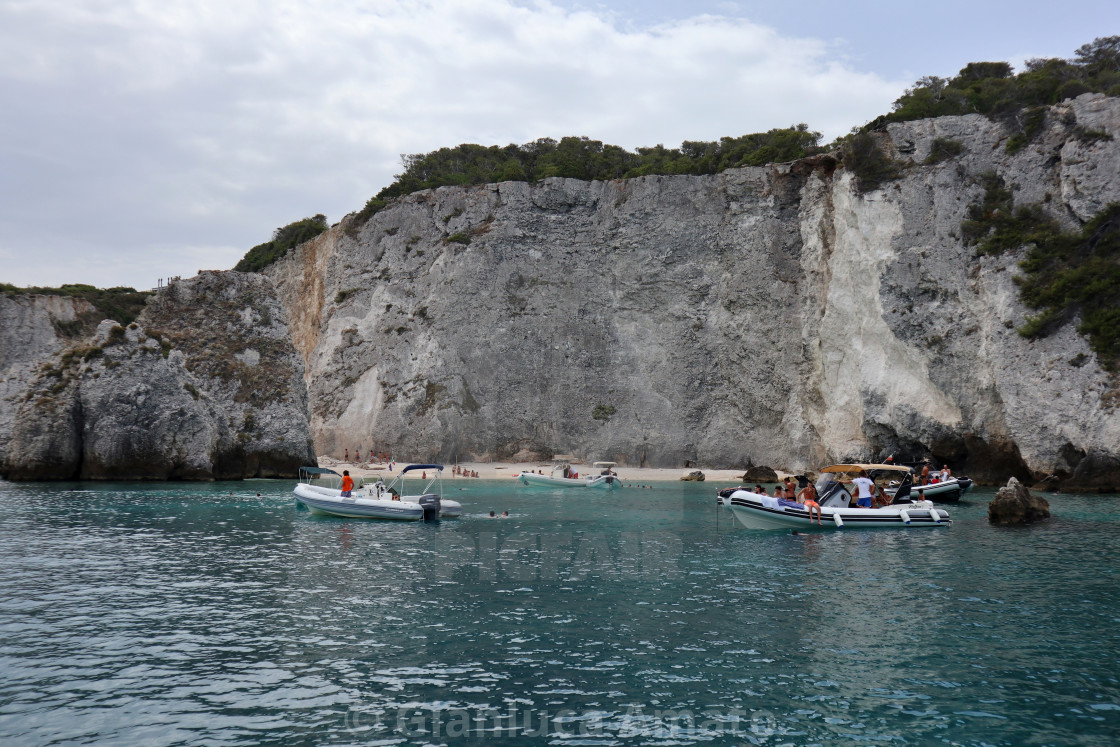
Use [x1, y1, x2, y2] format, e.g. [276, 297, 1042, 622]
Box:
[782, 477, 796, 499]
[340, 470, 354, 498]
[851, 470, 875, 508]
[920, 462, 930, 485]
[941, 464, 952, 481]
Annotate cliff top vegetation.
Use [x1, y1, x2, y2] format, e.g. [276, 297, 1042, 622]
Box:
[349, 126, 823, 227]
[233, 214, 329, 273]
[0, 283, 152, 329]
[233, 36, 1119, 273]
[867, 36, 1120, 131]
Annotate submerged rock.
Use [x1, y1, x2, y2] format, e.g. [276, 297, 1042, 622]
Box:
[988, 477, 1051, 525]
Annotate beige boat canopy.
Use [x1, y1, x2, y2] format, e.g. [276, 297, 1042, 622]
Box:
[593, 461, 617, 467]
[820, 463, 912, 474]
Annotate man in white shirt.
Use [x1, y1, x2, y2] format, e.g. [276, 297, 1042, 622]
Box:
[851, 471, 875, 508]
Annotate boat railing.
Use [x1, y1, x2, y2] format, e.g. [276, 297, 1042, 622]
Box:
[382, 464, 444, 498]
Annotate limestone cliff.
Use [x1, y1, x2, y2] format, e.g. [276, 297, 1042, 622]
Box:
[266, 93, 1120, 489]
[0, 292, 96, 465]
[0, 272, 316, 480]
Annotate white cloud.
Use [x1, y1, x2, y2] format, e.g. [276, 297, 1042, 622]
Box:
[0, 0, 907, 289]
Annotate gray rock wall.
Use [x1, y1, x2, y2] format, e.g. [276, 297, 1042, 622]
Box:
[0, 273, 316, 480]
[0, 293, 94, 465]
[267, 94, 1120, 489]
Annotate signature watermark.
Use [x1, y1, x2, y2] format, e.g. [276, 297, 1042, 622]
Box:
[343, 704, 782, 740]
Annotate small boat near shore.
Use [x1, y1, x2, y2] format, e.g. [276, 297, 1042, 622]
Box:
[294, 464, 461, 520]
[514, 461, 621, 490]
[723, 463, 952, 531]
[887, 475, 974, 503]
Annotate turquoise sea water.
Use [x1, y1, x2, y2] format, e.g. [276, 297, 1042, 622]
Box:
[1, 477, 1119, 745]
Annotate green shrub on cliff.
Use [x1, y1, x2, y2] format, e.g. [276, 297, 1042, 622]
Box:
[351, 126, 822, 227]
[234, 214, 328, 273]
[0, 283, 151, 328]
[868, 36, 1120, 132]
[1016, 204, 1120, 368]
[961, 178, 1120, 369]
[841, 132, 905, 193]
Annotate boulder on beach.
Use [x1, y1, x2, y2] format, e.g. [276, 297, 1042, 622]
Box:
[988, 477, 1051, 525]
[742, 464, 778, 482]
[681, 470, 706, 481]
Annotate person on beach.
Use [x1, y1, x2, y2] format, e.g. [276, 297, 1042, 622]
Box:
[799, 481, 821, 524]
[340, 470, 354, 498]
[851, 470, 875, 508]
[344, 448, 349, 462]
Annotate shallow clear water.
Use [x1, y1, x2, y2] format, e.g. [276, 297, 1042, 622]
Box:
[1, 477, 1119, 745]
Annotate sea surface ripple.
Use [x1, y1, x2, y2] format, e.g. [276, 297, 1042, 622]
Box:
[1, 478, 1118, 745]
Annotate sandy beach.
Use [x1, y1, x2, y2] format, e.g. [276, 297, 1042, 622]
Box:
[316, 458, 761, 484]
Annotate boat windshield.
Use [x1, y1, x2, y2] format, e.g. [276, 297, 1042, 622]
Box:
[814, 472, 835, 493]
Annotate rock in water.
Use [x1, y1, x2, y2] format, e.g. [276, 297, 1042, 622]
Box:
[681, 470, 706, 481]
[742, 465, 779, 482]
[988, 477, 1051, 525]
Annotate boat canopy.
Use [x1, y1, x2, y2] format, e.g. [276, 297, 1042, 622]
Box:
[402, 464, 444, 474]
[593, 461, 617, 467]
[299, 466, 340, 476]
[821, 463, 911, 473]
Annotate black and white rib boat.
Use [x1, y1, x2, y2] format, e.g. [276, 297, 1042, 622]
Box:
[724, 463, 952, 531]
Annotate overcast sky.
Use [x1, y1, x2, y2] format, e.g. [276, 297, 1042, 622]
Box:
[1, 0, 1116, 291]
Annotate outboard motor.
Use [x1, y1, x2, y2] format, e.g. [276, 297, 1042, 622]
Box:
[418, 494, 441, 521]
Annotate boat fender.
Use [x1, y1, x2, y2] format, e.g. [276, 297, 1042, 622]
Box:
[930, 508, 942, 524]
[899, 509, 911, 526]
[832, 512, 844, 528]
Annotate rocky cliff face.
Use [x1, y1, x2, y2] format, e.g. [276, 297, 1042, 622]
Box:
[0, 272, 316, 480]
[0, 293, 96, 466]
[266, 93, 1120, 489]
